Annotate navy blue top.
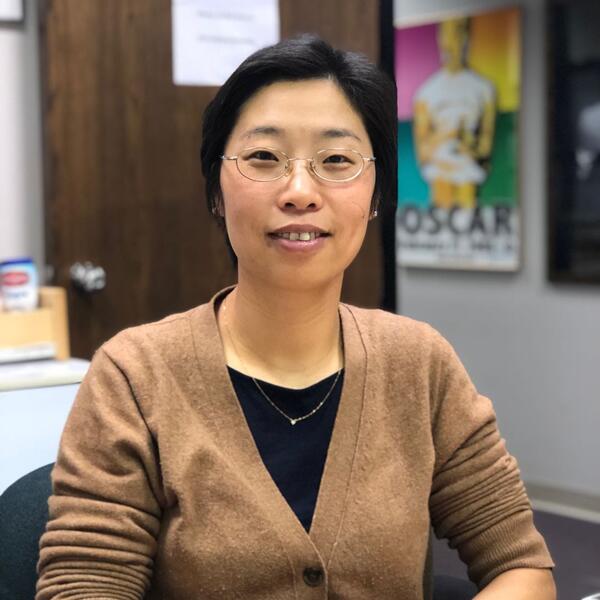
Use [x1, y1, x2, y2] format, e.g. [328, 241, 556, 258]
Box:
[228, 367, 343, 532]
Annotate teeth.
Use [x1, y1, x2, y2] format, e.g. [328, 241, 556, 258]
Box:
[276, 232, 320, 241]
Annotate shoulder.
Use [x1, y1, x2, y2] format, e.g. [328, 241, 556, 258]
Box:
[341, 305, 475, 423]
[340, 304, 452, 366]
[341, 303, 430, 335]
[98, 301, 214, 378]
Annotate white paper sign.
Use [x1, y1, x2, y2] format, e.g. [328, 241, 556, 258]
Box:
[172, 0, 280, 87]
[0, 0, 23, 21]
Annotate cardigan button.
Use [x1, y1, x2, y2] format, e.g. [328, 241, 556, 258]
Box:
[303, 566, 324, 587]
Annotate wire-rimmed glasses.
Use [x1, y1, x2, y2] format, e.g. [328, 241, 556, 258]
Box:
[221, 147, 376, 183]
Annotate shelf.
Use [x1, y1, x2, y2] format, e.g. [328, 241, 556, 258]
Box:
[0, 287, 70, 362]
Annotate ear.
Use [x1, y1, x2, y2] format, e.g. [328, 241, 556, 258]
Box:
[212, 193, 225, 218]
[368, 196, 380, 221]
[368, 190, 381, 221]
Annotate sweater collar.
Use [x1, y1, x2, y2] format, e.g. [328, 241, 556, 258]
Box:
[189, 286, 368, 568]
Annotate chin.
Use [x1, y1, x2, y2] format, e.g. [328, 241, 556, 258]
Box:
[263, 266, 345, 293]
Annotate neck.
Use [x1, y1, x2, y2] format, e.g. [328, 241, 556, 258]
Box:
[218, 274, 344, 388]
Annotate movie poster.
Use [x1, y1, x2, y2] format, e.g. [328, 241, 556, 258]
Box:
[395, 7, 522, 270]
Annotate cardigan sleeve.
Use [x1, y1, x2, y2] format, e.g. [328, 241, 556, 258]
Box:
[36, 347, 163, 599]
[427, 330, 554, 589]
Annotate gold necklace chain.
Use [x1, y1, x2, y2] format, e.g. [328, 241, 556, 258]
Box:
[251, 369, 342, 426]
[221, 295, 343, 426]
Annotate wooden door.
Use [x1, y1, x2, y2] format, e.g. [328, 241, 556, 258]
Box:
[39, 0, 382, 359]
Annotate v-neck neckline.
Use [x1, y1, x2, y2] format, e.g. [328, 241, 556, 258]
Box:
[189, 286, 368, 568]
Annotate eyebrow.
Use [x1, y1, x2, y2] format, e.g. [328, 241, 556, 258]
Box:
[320, 128, 362, 142]
[242, 126, 282, 139]
[241, 126, 362, 142]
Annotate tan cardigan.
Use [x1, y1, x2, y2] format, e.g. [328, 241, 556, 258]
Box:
[37, 288, 553, 599]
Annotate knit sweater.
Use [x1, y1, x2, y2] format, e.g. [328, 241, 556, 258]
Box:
[36, 287, 553, 599]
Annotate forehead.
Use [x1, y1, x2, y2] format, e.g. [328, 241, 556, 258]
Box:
[229, 79, 369, 144]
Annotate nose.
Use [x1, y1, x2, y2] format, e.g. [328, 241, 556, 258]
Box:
[276, 159, 323, 212]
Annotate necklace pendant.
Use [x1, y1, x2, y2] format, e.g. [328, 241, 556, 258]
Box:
[290, 418, 297, 426]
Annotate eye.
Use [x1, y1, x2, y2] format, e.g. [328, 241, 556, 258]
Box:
[323, 153, 353, 165]
[245, 149, 279, 162]
[318, 150, 359, 171]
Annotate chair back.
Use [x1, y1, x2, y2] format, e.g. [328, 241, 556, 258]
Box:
[0, 463, 54, 600]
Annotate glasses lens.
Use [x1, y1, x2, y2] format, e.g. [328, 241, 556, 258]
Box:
[314, 149, 363, 181]
[237, 148, 286, 181]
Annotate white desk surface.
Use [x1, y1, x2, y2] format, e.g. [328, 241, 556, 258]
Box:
[0, 358, 89, 391]
[0, 384, 79, 493]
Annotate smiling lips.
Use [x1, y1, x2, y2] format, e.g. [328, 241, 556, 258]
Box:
[272, 231, 324, 241]
[269, 225, 330, 243]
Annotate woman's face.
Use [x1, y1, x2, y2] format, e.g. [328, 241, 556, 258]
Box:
[220, 78, 376, 291]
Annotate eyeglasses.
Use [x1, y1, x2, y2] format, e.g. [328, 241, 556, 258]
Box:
[220, 147, 376, 183]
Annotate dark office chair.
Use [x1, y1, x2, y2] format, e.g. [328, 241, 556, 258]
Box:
[0, 464, 477, 600]
[433, 575, 477, 599]
[0, 463, 53, 600]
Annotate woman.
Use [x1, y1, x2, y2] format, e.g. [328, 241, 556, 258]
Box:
[37, 36, 554, 599]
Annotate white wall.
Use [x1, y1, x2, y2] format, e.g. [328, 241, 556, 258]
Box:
[395, 0, 600, 499]
[0, 0, 44, 269]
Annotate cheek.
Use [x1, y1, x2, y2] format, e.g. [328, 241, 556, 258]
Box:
[344, 174, 376, 222]
[219, 171, 235, 217]
[219, 173, 270, 256]
[220, 172, 250, 224]
[223, 203, 253, 251]
[219, 175, 246, 247]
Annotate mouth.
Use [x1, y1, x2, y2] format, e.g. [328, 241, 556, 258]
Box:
[269, 231, 329, 241]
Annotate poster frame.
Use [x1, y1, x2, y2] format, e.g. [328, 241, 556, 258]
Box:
[394, 6, 524, 272]
[547, 0, 600, 284]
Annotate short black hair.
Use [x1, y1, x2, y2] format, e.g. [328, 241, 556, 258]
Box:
[201, 34, 397, 227]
